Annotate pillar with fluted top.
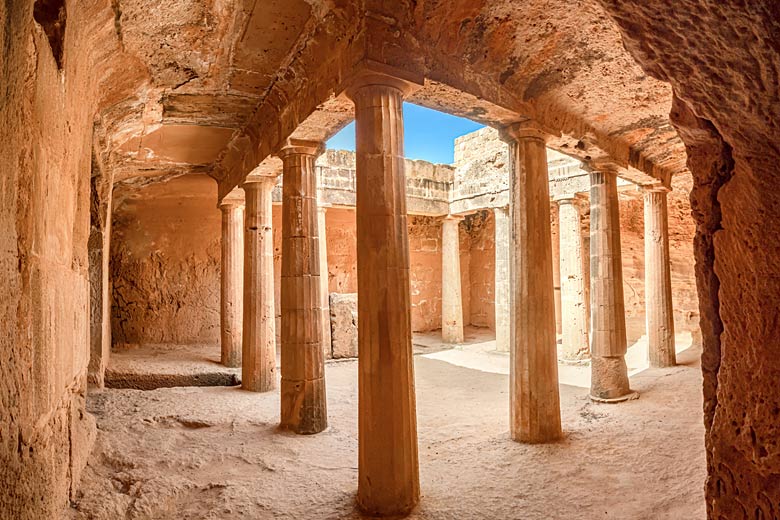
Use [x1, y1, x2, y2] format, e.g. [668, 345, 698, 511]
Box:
[642, 183, 676, 367]
[242, 176, 277, 392]
[278, 140, 328, 434]
[220, 195, 244, 367]
[345, 67, 421, 517]
[442, 215, 464, 343]
[588, 164, 635, 402]
[494, 206, 510, 352]
[500, 121, 562, 443]
[317, 202, 332, 359]
[556, 194, 589, 360]
[552, 206, 563, 335]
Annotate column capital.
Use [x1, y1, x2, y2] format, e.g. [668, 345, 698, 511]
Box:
[582, 158, 622, 176]
[343, 59, 424, 100]
[242, 174, 277, 190]
[553, 193, 587, 213]
[499, 120, 549, 144]
[443, 214, 465, 223]
[219, 188, 245, 209]
[277, 138, 325, 159]
[639, 181, 671, 194]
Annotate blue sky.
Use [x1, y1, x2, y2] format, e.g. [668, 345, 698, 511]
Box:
[326, 103, 484, 165]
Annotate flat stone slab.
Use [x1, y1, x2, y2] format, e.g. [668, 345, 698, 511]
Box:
[106, 343, 241, 390]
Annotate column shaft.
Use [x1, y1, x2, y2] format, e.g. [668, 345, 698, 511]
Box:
[220, 201, 244, 367]
[494, 207, 510, 352]
[317, 205, 332, 359]
[558, 198, 589, 360]
[552, 207, 563, 335]
[279, 145, 328, 434]
[242, 178, 277, 392]
[441, 216, 464, 343]
[504, 125, 562, 443]
[589, 168, 633, 401]
[349, 81, 420, 516]
[643, 188, 676, 367]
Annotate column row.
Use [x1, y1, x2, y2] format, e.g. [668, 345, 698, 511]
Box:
[217, 70, 677, 518]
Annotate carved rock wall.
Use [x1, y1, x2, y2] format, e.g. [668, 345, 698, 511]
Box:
[595, 3, 780, 516]
[110, 176, 221, 346]
[1, 2, 106, 517]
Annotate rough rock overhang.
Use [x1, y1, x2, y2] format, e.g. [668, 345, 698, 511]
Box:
[88, 0, 689, 201]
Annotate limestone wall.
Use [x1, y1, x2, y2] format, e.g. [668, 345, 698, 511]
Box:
[110, 175, 222, 346]
[1, 3, 105, 517]
[465, 211, 496, 329]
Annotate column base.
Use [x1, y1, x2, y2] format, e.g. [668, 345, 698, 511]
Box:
[357, 492, 420, 519]
[280, 377, 328, 435]
[590, 355, 633, 401]
[589, 391, 639, 403]
[221, 352, 241, 368]
[442, 329, 464, 344]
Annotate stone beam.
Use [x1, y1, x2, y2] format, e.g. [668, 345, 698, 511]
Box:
[214, 6, 364, 201]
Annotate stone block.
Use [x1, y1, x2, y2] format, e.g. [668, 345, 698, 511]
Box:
[329, 292, 358, 358]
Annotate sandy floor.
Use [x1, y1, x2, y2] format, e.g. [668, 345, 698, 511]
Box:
[71, 335, 706, 519]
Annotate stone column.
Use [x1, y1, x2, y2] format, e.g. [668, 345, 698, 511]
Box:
[346, 72, 420, 517]
[242, 177, 277, 392]
[278, 141, 328, 434]
[642, 184, 676, 367]
[317, 202, 332, 359]
[551, 205, 563, 335]
[501, 122, 562, 443]
[494, 206, 510, 352]
[588, 165, 635, 401]
[220, 197, 244, 368]
[441, 215, 464, 343]
[556, 195, 589, 360]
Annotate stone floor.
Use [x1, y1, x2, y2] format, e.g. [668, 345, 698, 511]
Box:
[74, 330, 706, 519]
[106, 344, 241, 389]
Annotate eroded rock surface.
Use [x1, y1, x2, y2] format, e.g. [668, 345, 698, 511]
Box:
[595, 1, 780, 516]
[329, 293, 358, 359]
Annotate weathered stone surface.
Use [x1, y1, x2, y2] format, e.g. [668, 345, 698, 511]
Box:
[4, 0, 776, 515]
[329, 293, 358, 359]
[594, 3, 780, 515]
[111, 176, 221, 346]
[502, 124, 562, 443]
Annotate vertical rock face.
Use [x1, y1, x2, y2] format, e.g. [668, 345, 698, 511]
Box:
[329, 293, 358, 358]
[110, 176, 222, 346]
[1, 2, 107, 517]
[596, 1, 780, 516]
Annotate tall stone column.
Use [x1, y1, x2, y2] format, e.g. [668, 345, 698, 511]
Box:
[556, 194, 589, 360]
[346, 72, 420, 517]
[242, 177, 277, 392]
[441, 215, 464, 343]
[551, 205, 563, 335]
[588, 165, 635, 401]
[494, 206, 510, 352]
[278, 141, 328, 434]
[501, 122, 562, 443]
[642, 184, 676, 367]
[317, 203, 332, 359]
[220, 196, 245, 367]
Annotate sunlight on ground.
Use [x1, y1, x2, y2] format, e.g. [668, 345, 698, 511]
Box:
[420, 330, 694, 389]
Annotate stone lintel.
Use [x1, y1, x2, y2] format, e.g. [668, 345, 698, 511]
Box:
[342, 59, 425, 99]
